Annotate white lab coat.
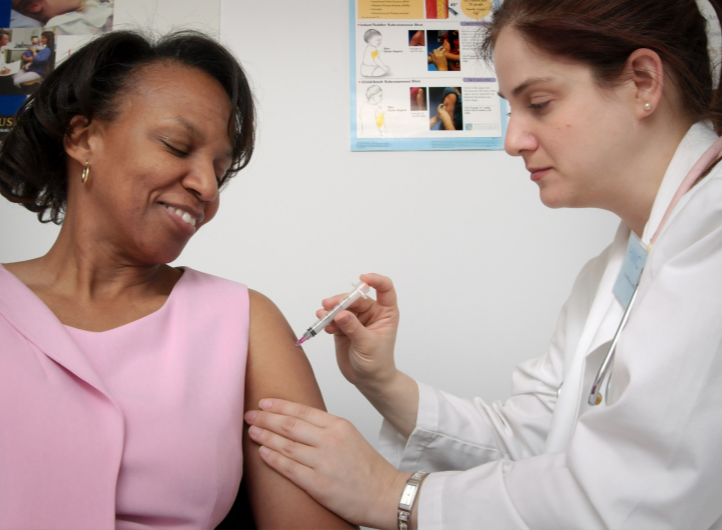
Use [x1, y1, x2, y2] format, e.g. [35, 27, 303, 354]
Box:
[379, 122, 722, 529]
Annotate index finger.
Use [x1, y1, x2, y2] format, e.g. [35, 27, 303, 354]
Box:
[256, 398, 332, 429]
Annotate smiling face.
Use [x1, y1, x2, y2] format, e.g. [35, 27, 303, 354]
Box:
[66, 62, 233, 265]
[495, 28, 641, 210]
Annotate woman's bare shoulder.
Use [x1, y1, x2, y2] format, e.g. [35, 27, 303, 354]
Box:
[246, 287, 326, 410]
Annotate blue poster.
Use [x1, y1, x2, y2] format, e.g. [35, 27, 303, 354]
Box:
[350, 0, 507, 151]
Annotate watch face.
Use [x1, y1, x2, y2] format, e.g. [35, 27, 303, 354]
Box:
[400, 484, 417, 506]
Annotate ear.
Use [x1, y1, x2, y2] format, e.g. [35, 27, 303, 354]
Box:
[63, 115, 98, 168]
[625, 48, 665, 119]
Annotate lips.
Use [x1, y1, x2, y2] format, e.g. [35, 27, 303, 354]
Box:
[161, 203, 201, 228]
[527, 167, 551, 182]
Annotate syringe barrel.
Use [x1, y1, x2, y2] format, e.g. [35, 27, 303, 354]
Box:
[307, 282, 370, 335]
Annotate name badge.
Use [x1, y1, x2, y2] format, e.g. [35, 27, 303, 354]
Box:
[613, 232, 648, 309]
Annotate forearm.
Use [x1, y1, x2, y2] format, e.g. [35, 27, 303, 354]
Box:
[356, 370, 419, 439]
[441, 113, 456, 130]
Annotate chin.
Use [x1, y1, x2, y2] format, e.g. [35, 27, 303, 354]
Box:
[538, 189, 568, 210]
[137, 242, 188, 266]
[156, 247, 186, 265]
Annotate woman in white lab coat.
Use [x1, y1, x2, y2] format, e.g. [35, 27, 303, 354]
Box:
[244, 0, 722, 528]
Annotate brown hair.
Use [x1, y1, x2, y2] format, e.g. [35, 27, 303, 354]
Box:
[480, 0, 722, 134]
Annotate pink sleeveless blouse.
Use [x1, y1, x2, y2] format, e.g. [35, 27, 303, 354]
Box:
[0, 266, 249, 529]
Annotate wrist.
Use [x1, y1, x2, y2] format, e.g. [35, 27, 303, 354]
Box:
[355, 366, 402, 398]
[357, 371, 419, 439]
[369, 470, 412, 530]
[397, 470, 428, 530]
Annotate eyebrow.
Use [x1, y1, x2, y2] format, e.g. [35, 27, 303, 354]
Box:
[165, 115, 234, 161]
[497, 76, 554, 99]
[169, 115, 203, 139]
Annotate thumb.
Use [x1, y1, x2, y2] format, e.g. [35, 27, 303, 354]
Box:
[334, 310, 371, 345]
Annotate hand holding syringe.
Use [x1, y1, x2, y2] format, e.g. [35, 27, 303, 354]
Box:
[296, 281, 371, 346]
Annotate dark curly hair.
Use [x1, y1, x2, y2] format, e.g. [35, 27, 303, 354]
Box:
[0, 29, 256, 224]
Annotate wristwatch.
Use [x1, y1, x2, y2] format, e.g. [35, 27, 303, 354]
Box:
[397, 470, 429, 530]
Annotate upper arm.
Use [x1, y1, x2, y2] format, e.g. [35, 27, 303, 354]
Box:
[243, 289, 355, 529]
[443, 92, 457, 111]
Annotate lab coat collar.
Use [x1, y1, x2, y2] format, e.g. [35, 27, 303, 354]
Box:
[547, 123, 721, 452]
[585, 122, 719, 374]
[642, 121, 719, 246]
[0, 264, 114, 402]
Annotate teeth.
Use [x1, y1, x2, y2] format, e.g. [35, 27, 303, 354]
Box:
[165, 204, 197, 227]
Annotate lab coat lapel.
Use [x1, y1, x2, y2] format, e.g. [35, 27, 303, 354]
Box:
[545, 123, 720, 453]
[0, 265, 113, 399]
[545, 223, 627, 453]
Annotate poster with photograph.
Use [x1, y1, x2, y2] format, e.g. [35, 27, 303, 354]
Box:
[350, 0, 507, 151]
[0, 0, 114, 139]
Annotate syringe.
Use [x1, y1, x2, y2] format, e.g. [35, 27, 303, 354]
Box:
[296, 281, 372, 346]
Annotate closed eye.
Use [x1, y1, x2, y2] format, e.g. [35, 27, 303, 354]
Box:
[528, 102, 549, 111]
[162, 141, 189, 157]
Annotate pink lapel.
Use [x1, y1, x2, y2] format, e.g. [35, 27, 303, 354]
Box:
[0, 264, 113, 398]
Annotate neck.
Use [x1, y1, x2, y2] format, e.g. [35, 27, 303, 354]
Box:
[606, 118, 692, 237]
[29, 212, 173, 303]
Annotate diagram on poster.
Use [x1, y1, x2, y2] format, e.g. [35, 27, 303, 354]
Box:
[350, 0, 507, 151]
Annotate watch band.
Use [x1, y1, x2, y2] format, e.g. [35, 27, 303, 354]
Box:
[397, 470, 429, 530]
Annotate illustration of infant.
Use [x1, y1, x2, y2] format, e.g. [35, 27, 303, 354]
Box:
[360, 29, 390, 77]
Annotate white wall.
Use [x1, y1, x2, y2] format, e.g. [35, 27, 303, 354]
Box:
[0, 0, 619, 447]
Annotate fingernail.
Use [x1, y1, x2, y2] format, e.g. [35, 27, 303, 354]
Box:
[245, 410, 257, 422]
[259, 446, 270, 457]
[259, 399, 272, 410]
[249, 425, 261, 436]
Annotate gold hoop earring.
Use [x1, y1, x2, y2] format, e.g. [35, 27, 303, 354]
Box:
[81, 162, 90, 185]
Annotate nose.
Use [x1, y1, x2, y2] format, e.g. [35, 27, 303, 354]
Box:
[182, 160, 220, 203]
[504, 113, 538, 157]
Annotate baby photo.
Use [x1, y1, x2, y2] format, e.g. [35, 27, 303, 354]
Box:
[11, 0, 113, 35]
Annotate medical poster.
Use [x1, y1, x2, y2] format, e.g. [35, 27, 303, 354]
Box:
[350, 0, 507, 151]
[0, 0, 114, 138]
